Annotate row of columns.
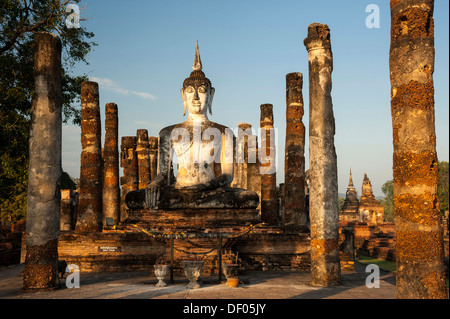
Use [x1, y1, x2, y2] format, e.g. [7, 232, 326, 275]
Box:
[119, 131, 158, 221]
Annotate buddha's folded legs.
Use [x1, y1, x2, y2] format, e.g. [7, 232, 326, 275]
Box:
[125, 186, 259, 210]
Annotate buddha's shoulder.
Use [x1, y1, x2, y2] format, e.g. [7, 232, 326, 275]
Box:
[208, 121, 231, 133]
[159, 123, 183, 134]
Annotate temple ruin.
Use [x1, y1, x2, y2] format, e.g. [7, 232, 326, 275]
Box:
[17, 1, 448, 298]
[339, 171, 385, 225]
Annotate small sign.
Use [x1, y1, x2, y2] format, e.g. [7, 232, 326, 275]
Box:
[98, 246, 121, 252]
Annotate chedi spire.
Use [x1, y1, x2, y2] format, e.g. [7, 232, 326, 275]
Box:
[193, 40, 202, 71]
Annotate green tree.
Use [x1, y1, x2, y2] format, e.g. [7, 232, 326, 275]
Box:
[338, 196, 345, 211]
[381, 180, 394, 222]
[61, 171, 76, 190]
[0, 0, 96, 223]
[438, 161, 449, 214]
[380, 162, 448, 224]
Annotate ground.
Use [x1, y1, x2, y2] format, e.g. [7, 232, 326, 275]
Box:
[0, 262, 396, 299]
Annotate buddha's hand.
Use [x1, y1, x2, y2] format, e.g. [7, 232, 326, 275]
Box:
[145, 180, 161, 208]
[180, 183, 209, 191]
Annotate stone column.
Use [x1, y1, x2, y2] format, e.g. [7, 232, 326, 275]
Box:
[148, 136, 159, 182]
[304, 23, 341, 286]
[102, 103, 120, 226]
[136, 129, 151, 189]
[284, 72, 307, 230]
[24, 32, 62, 290]
[390, 0, 447, 299]
[75, 81, 103, 233]
[120, 136, 138, 220]
[260, 104, 277, 226]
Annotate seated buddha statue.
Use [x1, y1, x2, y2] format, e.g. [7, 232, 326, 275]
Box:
[126, 41, 259, 210]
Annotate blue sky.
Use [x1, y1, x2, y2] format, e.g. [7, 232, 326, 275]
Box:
[63, 0, 449, 197]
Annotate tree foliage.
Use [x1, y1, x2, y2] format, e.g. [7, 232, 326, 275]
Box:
[381, 180, 394, 222]
[438, 161, 449, 214]
[0, 0, 96, 223]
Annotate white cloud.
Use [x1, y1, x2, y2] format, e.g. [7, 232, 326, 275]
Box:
[90, 77, 156, 100]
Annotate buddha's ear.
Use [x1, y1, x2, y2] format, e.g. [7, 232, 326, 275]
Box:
[208, 87, 215, 115]
[180, 88, 187, 116]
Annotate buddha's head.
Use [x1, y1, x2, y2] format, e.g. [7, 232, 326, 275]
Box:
[181, 41, 215, 117]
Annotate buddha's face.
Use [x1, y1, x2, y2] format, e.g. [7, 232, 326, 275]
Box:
[181, 82, 215, 116]
[184, 84, 208, 114]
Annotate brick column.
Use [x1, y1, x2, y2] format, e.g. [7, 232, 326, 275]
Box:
[304, 23, 340, 286]
[284, 72, 307, 230]
[102, 103, 120, 226]
[148, 136, 158, 182]
[60, 189, 74, 231]
[24, 32, 62, 290]
[260, 104, 277, 226]
[75, 81, 103, 233]
[390, 0, 447, 299]
[233, 123, 253, 189]
[247, 131, 261, 213]
[120, 136, 138, 220]
[136, 129, 151, 190]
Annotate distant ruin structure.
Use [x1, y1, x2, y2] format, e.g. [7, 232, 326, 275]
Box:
[339, 170, 359, 222]
[358, 173, 384, 225]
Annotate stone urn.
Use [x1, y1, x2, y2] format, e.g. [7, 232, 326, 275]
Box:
[154, 264, 170, 287]
[183, 261, 204, 289]
[222, 263, 239, 287]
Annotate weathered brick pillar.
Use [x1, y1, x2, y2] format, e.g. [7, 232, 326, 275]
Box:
[390, 0, 447, 299]
[60, 189, 74, 231]
[120, 136, 138, 220]
[75, 81, 103, 233]
[284, 72, 307, 230]
[102, 103, 120, 226]
[260, 104, 277, 226]
[24, 32, 62, 290]
[247, 132, 261, 213]
[136, 129, 151, 189]
[233, 123, 253, 189]
[304, 23, 341, 286]
[148, 136, 158, 182]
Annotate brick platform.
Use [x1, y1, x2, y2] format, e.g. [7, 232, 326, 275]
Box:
[55, 208, 312, 275]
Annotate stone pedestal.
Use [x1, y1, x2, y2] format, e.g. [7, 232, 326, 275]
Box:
[124, 208, 260, 232]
